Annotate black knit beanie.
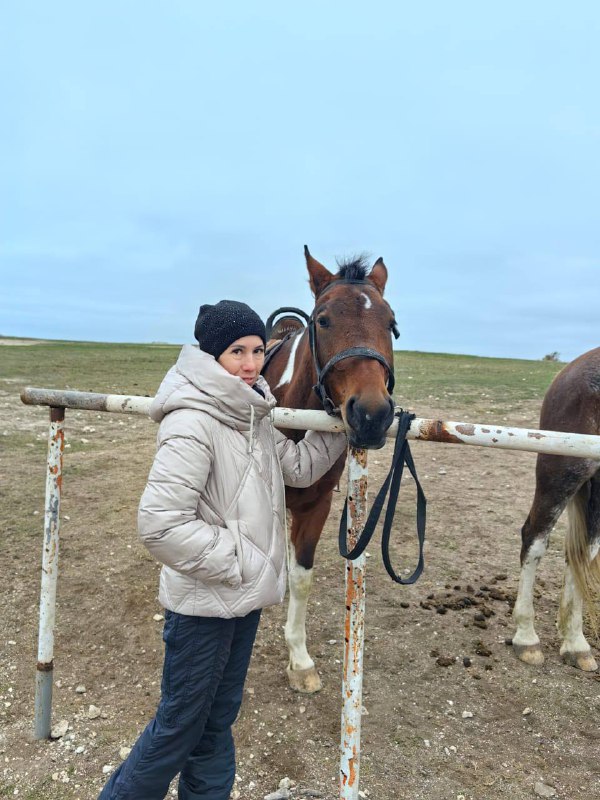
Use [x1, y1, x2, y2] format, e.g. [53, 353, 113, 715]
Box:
[194, 300, 267, 360]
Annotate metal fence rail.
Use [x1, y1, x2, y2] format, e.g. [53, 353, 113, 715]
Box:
[21, 387, 600, 459]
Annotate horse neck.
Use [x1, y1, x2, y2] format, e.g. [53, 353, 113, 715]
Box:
[272, 330, 321, 414]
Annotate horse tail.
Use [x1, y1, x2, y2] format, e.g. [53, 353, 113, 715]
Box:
[564, 483, 600, 636]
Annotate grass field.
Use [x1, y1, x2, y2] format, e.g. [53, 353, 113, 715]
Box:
[3, 338, 565, 413]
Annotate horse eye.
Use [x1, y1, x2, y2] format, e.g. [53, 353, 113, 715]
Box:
[318, 316, 329, 328]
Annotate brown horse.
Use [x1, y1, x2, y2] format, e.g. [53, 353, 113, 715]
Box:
[263, 247, 398, 692]
[512, 347, 600, 671]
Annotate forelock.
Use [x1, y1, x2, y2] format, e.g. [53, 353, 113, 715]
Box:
[335, 254, 370, 281]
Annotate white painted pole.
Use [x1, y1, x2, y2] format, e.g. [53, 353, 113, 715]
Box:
[340, 448, 368, 799]
[34, 406, 65, 739]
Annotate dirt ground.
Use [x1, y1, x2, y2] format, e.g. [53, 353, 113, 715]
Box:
[2, 381, 600, 799]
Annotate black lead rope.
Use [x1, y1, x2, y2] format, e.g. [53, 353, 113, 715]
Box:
[338, 410, 427, 585]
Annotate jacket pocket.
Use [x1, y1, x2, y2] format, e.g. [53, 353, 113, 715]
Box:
[225, 519, 245, 579]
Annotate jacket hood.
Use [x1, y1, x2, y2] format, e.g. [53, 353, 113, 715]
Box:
[150, 345, 276, 430]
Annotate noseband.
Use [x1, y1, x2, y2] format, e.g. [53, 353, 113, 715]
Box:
[309, 279, 400, 416]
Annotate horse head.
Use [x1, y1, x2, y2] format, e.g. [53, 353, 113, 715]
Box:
[305, 246, 398, 449]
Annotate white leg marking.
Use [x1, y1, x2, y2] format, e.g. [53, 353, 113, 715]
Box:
[558, 541, 599, 656]
[284, 548, 315, 671]
[275, 332, 302, 389]
[558, 564, 589, 655]
[513, 537, 547, 647]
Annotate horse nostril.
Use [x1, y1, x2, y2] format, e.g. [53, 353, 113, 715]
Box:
[346, 395, 357, 422]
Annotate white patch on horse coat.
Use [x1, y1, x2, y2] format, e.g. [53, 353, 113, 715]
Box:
[360, 292, 372, 309]
[558, 564, 589, 655]
[558, 540, 600, 656]
[275, 332, 302, 389]
[512, 536, 548, 647]
[527, 537, 548, 561]
[284, 548, 315, 671]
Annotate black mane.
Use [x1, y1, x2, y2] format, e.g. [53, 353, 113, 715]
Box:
[335, 254, 370, 281]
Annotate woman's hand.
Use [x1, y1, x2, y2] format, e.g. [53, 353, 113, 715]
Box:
[201, 527, 242, 588]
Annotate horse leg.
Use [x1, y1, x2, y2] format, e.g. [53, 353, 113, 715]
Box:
[284, 497, 332, 694]
[558, 473, 600, 671]
[512, 484, 569, 666]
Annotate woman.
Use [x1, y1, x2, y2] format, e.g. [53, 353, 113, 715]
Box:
[98, 300, 347, 800]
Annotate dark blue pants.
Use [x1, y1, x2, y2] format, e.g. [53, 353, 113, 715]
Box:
[98, 608, 261, 800]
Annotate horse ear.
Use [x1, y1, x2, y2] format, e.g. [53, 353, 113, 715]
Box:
[369, 257, 388, 295]
[304, 245, 334, 297]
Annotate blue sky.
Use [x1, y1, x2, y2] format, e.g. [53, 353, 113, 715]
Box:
[2, 2, 599, 361]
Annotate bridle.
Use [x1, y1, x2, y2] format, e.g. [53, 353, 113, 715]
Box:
[308, 278, 400, 416]
[262, 281, 426, 587]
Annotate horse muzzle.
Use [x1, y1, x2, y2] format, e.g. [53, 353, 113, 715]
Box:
[343, 395, 395, 450]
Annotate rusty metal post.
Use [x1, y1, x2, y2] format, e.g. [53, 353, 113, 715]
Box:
[340, 447, 368, 799]
[34, 406, 65, 739]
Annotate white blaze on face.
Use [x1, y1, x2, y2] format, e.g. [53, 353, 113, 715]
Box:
[360, 292, 372, 309]
[275, 332, 302, 389]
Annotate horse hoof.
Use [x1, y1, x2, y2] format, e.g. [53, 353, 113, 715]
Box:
[287, 666, 322, 693]
[561, 650, 599, 672]
[513, 643, 545, 666]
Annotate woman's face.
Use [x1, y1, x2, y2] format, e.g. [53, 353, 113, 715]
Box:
[217, 335, 265, 386]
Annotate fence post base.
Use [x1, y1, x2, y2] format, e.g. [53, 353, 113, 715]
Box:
[34, 667, 54, 740]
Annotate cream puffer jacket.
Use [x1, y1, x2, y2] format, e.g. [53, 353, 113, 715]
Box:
[138, 345, 348, 618]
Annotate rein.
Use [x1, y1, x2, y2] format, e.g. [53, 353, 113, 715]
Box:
[338, 410, 427, 584]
